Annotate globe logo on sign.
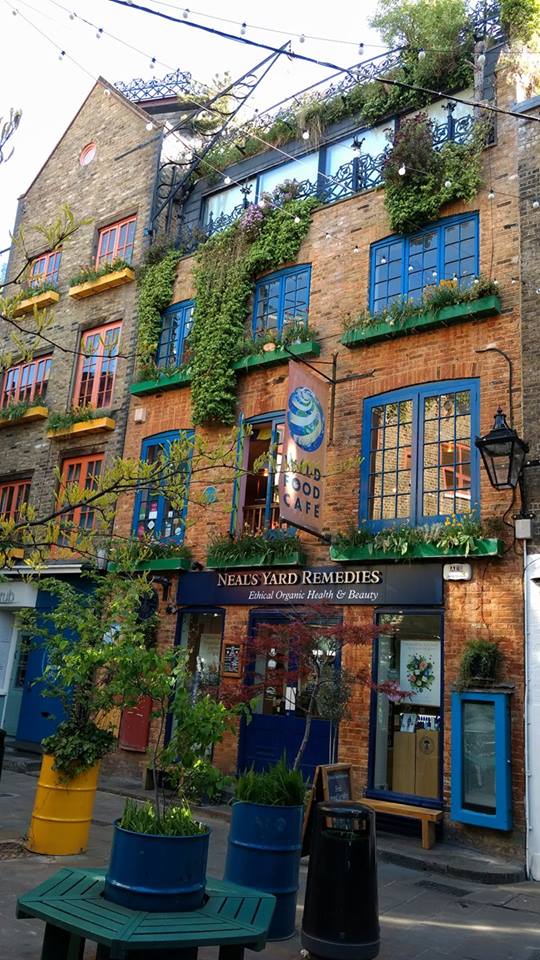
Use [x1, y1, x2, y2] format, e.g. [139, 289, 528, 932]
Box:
[287, 386, 325, 452]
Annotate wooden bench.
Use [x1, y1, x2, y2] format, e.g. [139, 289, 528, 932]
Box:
[16, 867, 276, 959]
[358, 798, 443, 850]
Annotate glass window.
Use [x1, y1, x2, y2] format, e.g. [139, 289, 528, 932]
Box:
[204, 180, 255, 228]
[74, 323, 121, 409]
[233, 415, 286, 535]
[371, 612, 442, 801]
[29, 250, 62, 287]
[58, 455, 104, 543]
[462, 700, 496, 813]
[325, 122, 393, 197]
[370, 214, 479, 313]
[361, 380, 479, 528]
[180, 610, 224, 690]
[96, 216, 136, 266]
[156, 300, 194, 369]
[0, 479, 31, 521]
[258, 154, 318, 196]
[1, 356, 52, 408]
[253, 266, 311, 339]
[133, 430, 194, 542]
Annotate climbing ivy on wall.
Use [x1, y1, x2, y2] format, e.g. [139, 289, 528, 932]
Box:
[500, 0, 540, 43]
[136, 248, 181, 379]
[382, 114, 485, 234]
[189, 191, 317, 425]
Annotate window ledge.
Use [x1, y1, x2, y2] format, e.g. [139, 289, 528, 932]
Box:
[108, 556, 191, 572]
[206, 550, 305, 569]
[13, 290, 60, 317]
[0, 405, 49, 428]
[47, 416, 116, 439]
[69, 267, 135, 299]
[232, 340, 320, 372]
[341, 295, 502, 348]
[329, 538, 503, 562]
[130, 369, 192, 396]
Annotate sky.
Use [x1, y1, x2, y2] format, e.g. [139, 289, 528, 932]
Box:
[0, 0, 383, 254]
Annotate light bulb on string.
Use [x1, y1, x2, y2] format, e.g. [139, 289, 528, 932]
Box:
[511, 277, 517, 284]
[240, 22, 247, 35]
[294, 216, 301, 224]
[533, 200, 539, 209]
[488, 189, 495, 199]
[302, 130, 310, 141]
[182, 8, 189, 18]
[96, 27, 103, 39]
[380, 256, 387, 264]
[398, 164, 406, 176]
[58, 49, 65, 61]
[477, 52, 486, 66]
[145, 121, 154, 131]
[358, 42, 364, 55]
[299, 33, 305, 43]
[353, 245, 360, 254]
[149, 57, 156, 70]
[408, 264, 414, 272]
[325, 232, 331, 240]
[444, 179, 452, 188]
[103, 88, 111, 96]
[69, 11, 76, 18]
[224, 176, 232, 185]
[418, 49, 426, 60]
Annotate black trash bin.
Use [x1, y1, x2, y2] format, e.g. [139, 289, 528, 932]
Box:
[0, 729, 6, 782]
[301, 801, 380, 960]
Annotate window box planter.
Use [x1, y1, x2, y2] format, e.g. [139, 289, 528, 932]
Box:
[206, 550, 305, 570]
[233, 340, 320, 373]
[329, 538, 503, 562]
[69, 267, 135, 300]
[13, 290, 60, 317]
[130, 369, 191, 397]
[0, 405, 48, 428]
[341, 296, 501, 348]
[47, 416, 115, 439]
[108, 556, 191, 573]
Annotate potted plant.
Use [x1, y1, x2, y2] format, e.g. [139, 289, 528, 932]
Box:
[104, 646, 245, 912]
[23, 573, 155, 855]
[458, 639, 504, 688]
[224, 758, 307, 940]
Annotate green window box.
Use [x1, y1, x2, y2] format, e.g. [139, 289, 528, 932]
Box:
[329, 539, 503, 562]
[206, 550, 305, 569]
[130, 369, 192, 396]
[108, 556, 191, 572]
[232, 340, 320, 372]
[341, 296, 501, 348]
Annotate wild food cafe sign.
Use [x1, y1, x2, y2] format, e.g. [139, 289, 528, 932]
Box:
[177, 564, 442, 606]
[278, 361, 329, 536]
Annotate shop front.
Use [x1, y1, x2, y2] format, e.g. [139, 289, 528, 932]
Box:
[176, 563, 444, 791]
[0, 581, 38, 739]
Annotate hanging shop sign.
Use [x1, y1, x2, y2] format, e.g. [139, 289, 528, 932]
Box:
[177, 563, 442, 607]
[278, 361, 330, 536]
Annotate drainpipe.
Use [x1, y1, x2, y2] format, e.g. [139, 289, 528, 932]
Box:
[524, 544, 540, 880]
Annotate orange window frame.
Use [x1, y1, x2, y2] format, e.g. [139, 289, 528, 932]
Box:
[58, 454, 104, 538]
[1, 356, 52, 408]
[73, 322, 121, 410]
[96, 215, 136, 267]
[0, 479, 31, 521]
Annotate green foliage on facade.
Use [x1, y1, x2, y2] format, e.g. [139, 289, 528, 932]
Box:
[136, 248, 181, 379]
[190, 192, 317, 425]
[47, 405, 105, 431]
[500, 0, 540, 42]
[383, 114, 485, 233]
[68, 258, 132, 287]
[334, 514, 492, 557]
[207, 530, 302, 566]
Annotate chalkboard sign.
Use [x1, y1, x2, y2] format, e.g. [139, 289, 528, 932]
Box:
[322, 764, 353, 802]
[222, 642, 241, 677]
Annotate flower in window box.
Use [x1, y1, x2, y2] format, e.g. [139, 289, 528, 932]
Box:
[439, 278, 458, 289]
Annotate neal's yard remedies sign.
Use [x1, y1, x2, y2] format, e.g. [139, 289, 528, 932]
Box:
[177, 564, 442, 607]
[278, 361, 330, 536]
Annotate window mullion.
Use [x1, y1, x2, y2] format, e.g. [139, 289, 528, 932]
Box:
[92, 342, 104, 408]
[412, 391, 422, 526]
[403, 237, 410, 299]
[277, 276, 285, 338]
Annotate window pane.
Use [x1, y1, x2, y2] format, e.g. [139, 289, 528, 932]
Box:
[421, 389, 472, 519]
[462, 700, 496, 812]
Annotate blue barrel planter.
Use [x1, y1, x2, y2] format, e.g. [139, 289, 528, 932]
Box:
[104, 820, 210, 912]
[224, 801, 303, 940]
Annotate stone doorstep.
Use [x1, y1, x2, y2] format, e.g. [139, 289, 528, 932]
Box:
[3, 759, 525, 885]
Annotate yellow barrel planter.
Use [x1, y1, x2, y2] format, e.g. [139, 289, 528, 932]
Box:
[26, 755, 100, 855]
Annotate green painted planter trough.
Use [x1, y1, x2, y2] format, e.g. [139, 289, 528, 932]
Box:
[341, 295, 501, 348]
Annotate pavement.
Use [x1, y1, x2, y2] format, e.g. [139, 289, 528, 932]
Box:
[2, 766, 540, 960]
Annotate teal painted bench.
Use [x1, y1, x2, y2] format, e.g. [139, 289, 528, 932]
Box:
[16, 867, 276, 959]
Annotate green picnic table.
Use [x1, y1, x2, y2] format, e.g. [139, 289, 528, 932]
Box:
[16, 867, 276, 959]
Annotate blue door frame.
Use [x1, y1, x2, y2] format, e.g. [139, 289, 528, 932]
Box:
[237, 609, 341, 782]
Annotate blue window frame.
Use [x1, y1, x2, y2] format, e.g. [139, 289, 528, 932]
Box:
[231, 412, 286, 535]
[132, 430, 194, 542]
[252, 265, 311, 339]
[360, 379, 480, 529]
[370, 213, 479, 314]
[156, 300, 194, 370]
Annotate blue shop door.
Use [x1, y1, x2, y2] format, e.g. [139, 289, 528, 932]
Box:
[237, 610, 340, 782]
[15, 581, 91, 747]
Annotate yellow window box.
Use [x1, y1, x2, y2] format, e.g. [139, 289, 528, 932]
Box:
[13, 290, 60, 317]
[69, 267, 135, 299]
[0, 405, 49, 428]
[47, 416, 115, 438]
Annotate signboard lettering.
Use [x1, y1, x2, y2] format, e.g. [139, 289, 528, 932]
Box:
[279, 361, 329, 535]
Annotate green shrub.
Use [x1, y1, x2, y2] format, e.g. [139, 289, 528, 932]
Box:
[207, 532, 301, 566]
[120, 798, 207, 836]
[42, 720, 116, 782]
[69, 258, 132, 287]
[47, 406, 105, 431]
[458, 639, 504, 686]
[235, 758, 307, 806]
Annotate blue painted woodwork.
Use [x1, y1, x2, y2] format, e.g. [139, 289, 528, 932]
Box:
[369, 213, 480, 314]
[224, 801, 303, 940]
[156, 300, 194, 369]
[450, 691, 512, 830]
[360, 378, 480, 530]
[132, 430, 194, 542]
[104, 821, 210, 912]
[252, 265, 311, 339]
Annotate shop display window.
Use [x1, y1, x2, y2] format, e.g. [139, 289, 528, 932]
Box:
[370, 612, 442, 802]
